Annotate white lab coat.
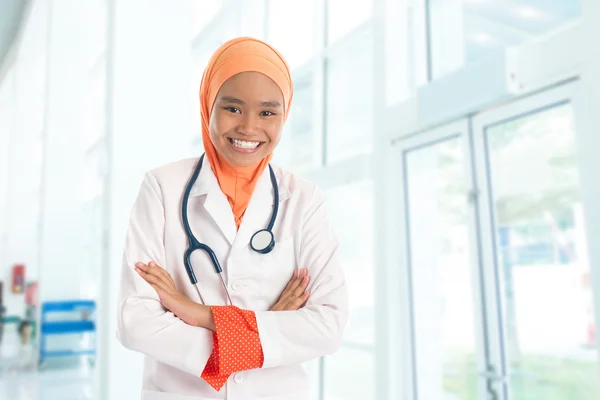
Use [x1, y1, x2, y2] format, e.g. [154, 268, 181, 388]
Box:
[117, 156, 349, 400]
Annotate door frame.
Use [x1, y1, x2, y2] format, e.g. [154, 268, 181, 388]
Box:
[391, 118, 491, 400]
[471, 81, 584, 399]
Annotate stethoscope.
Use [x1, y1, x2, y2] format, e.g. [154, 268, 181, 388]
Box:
[181, 153, 279, 305]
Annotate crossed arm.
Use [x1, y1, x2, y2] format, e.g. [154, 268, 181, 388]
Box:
[134, 262, 311, 331]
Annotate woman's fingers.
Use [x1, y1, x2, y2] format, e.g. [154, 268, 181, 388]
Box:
[140, 262, 165, 279]
[283, 290, 310, 311]
[280, 269, 298, 295]
[135, 271, 162, 295]
[292, 274, 310, 299]
[137, 262, 171, 284]
[294, 290, 310, 309]
[275, 270, 298, 305]
[135, 263, 171, 293]
[148, 262, 176, 287]
[270, 268, 311, 311]
[135, 265, 162, 286]
[279, 269, 311, 310]
[281, 268, 307, 300]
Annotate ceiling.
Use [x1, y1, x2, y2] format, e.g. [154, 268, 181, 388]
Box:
[0, 0, 29, 79]
[460, 0, 582, 65]
[464, 0, 582, 34]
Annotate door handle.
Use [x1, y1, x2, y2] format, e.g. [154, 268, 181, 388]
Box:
[479, 371, 507, 382]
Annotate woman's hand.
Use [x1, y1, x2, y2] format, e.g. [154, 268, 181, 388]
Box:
[270, 268, 311, 311]
[135, 261, 215, 330]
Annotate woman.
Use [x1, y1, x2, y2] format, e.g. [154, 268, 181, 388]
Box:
[117, 37, 348, 400]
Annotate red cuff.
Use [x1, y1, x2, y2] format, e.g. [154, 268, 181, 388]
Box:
[201, 306, 264, 391]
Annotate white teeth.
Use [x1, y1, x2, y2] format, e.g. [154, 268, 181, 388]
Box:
[231, 138, 260, 149]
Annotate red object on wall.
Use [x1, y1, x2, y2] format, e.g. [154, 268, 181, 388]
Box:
[12, 264, 25, 294]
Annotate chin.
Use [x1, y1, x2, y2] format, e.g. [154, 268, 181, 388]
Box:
[226, 152, 265, 168]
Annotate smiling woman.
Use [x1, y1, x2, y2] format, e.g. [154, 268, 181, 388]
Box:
[116, 37, 348, 400]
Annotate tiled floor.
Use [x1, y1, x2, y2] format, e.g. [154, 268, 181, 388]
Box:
[0, 360, 97, 400]
[1, 324, 98, 400]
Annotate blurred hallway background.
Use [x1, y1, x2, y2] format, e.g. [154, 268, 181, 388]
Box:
[1, 0, 600, 399]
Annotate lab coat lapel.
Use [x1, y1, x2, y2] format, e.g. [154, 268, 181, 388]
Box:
[189, 157, 237, 245]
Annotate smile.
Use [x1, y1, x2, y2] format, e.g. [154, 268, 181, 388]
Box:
[228, 137, 264, 152]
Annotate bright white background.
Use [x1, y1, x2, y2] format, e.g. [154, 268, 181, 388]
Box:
[0, 1, 599, 399]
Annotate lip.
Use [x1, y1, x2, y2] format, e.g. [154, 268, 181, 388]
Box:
[227, 137, 265, 154]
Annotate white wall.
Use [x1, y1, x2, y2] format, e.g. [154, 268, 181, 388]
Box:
[0, 0, 49, 321]
[37, 0, 87, 303]
[0, 68, 15, 314]
[100, 1, 197, 398]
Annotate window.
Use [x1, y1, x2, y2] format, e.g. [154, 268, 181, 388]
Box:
[325, 180, 375, 346]
[327, 0, 373, 44]
[240, 0, 267, 39]
[274, 72, 318, 171]
[384, 0, 429, 105]
[85, 0, 108, 68]
[267, 0, 315, 69]
[80, 195, 104, 298]
[84, 60, 107, 151]
[82, 142, 107, 203]
[192, 0, 224, 34]
[405, 136, 478, 399]
[323, 178, 375, 399]
[325, 29, 374, 164]
[324, 347, 375, 400]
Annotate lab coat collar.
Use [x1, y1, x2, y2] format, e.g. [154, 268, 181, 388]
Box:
[188, 156, 291, 246]
[188, 155, 219, 197]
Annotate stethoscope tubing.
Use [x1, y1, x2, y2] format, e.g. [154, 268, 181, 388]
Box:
[181, 154, 279, 305]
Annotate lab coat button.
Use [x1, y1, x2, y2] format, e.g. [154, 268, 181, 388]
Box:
[233, 373, 244, 384]
[231, 280, 243, 291]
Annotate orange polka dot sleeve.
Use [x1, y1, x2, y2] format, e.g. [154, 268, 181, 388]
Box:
[200, 305, 264, 391]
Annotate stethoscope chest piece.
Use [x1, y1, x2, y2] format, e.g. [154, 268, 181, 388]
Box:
[250, 229, 275, 254]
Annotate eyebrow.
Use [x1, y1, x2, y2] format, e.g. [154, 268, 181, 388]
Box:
[220, 96, 282, 108]
[259, 100, 282, 108]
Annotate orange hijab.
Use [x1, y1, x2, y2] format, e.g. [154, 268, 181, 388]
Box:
[199, 37, 293, 229]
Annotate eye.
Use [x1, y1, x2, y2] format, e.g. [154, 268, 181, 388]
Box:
[225, 107, 240, 114]
[260, 111, 275, 117]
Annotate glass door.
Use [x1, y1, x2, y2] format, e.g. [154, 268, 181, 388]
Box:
[393, 120, 491, 400]
[472, 83, 600, 400]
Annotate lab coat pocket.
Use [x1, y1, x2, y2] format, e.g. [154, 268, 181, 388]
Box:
[259, 237, 297, 298]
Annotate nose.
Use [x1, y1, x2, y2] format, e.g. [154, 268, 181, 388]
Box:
[237, 113, 260, 136]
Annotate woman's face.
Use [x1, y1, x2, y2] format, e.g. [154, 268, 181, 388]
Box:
[209, 71, 285, 168]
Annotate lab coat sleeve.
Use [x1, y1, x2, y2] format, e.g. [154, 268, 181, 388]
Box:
[116, 172, 213, 377]
[254, 186, 349, 368]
